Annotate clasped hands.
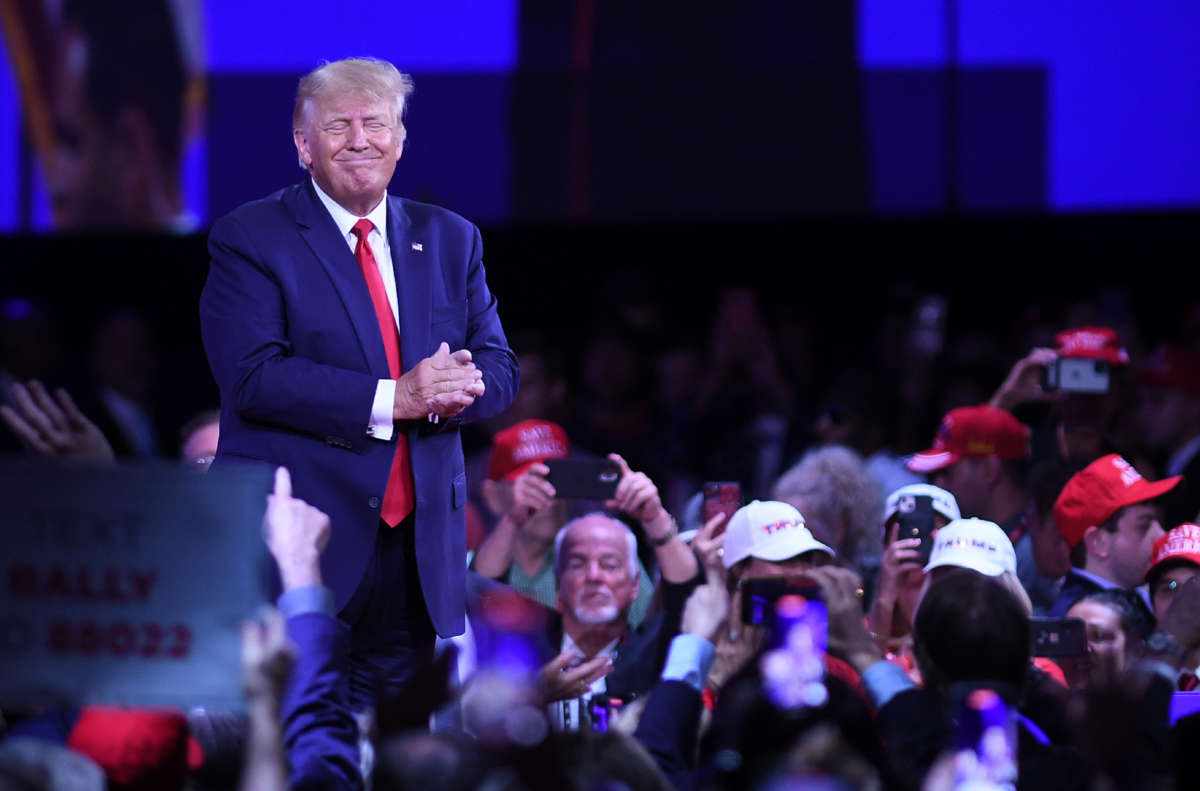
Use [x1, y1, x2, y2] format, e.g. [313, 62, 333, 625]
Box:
[393, 341, 485, 421]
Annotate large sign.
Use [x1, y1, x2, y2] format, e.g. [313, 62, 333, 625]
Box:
[0, 460, 273, 711]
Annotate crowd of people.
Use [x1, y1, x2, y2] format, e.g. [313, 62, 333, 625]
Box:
[5, 316, 1200, 790]
[5, 53, 1200, 791]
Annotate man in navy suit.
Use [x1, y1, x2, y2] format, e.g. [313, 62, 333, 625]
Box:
[200, 57, 518, 708]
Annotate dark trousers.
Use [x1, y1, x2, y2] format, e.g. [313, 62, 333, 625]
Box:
[338, 515, 436, 713]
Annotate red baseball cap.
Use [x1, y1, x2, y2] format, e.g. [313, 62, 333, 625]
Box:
[1053, 454, 1181, 548]
[1139, 344, 1200, 395]
[1055, 326, 1129, 365]
[486, 419, 569, 481]
[68, 706, 203, 790]
[1146, 522, 1200, 582]
[906, 405, 1030, 474]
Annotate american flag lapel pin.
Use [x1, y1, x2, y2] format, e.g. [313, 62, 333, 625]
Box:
[411, 242, 423, 252]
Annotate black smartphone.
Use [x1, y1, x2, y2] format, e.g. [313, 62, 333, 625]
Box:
[703, 481, 742, 525]
[544, 457, 621, 500]
[893, 494, 936, 566]
[1029, 616, 1088, 657]
[740, 575, 824, 627]
[1043, 357, 1110, 394]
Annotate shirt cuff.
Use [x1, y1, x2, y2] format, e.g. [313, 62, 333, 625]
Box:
[277, 585, 336, 619]
[660, 634, 716, 692]
[861, 659, 916, 709]
[367, 379, 396, 440]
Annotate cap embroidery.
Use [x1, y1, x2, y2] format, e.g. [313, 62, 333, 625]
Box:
[761, 519, 803, 535]
[1111, 456, 1142, 488]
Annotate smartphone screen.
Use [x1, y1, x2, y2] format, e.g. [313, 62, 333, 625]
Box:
[703, 481, 742, 526]
[953, 689, 1017, 789]
[758, 592, 829, 710]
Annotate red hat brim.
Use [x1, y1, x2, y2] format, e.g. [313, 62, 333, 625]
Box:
[905, 450, 959, 474]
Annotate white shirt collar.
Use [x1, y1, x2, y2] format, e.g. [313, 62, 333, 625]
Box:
[561, 632, 620, 661]
[310, 178, 388, 241]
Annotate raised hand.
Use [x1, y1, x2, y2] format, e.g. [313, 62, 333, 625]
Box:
[536, 649, 613, 704]
[605, 452, 668, 532]
[263, 466, 331, 590]
[989, 348, 1064, 412]
[804, 565, 880, 673]
[692, 511, 729, 572]
[508, 462, 556, 526]
[681, 513, 732, 642]
[0, 381, 115, 463]
[242, 607, 295, 704]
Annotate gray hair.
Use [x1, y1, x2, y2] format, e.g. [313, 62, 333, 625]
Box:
[553, 513, 639, 582]
[771, 444, 883, 566]
[293, 57, 414, 131]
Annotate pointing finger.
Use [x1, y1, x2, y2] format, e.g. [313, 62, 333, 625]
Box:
[274, 466, 292, 499]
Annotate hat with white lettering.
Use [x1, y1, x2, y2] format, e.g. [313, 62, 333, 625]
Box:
[722, 500, 835, 569]
[1053, 453, 1181, 548]
[487, 419, 570, 481]
[924, 518, 1017, 577]
[1146, 522, 1200, 583]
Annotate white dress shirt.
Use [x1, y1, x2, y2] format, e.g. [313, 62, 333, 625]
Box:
[550, 634, 619, 732]
[311, 179, 398, 441]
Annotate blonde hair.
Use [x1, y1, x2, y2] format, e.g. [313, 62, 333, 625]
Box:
[293, 57, 414, 131]
[771, 445, 883, 566]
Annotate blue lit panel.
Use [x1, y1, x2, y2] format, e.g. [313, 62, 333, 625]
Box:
[959, 0, 1200, 209]
[857, 0, 945, 66]
[0, 34, 18, 230]
[206, 1, 518, 72]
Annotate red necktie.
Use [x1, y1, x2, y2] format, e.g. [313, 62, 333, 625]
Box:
[351, 218, 414, 526]
[1180, 671, 1198, 691]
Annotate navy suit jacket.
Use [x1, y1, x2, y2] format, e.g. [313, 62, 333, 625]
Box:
[200, 181, 518, 637]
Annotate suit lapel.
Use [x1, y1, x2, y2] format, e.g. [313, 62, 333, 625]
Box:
[386, 196, 431, 373]
[288, 181, 390, 378]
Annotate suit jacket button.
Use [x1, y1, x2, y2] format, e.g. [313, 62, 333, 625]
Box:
[368, 496, 381, 509]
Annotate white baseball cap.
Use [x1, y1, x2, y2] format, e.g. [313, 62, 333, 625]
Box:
[923, 517, 1016, 577]
[883, 483, 961, 531]
[722, 500, 835, 569]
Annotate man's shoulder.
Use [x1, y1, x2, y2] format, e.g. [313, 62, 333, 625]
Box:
[208, 185, 312, 246]
[214, 184, 304, 227]
[390, 196, 476, 237]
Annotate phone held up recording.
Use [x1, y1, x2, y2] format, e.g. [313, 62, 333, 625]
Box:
[741, 576, 829, 711]
[703, 481, 742, 525]
[893, 493, 937, 566]
[953, 689, 1017, 791]
[544, 457, 621, 500]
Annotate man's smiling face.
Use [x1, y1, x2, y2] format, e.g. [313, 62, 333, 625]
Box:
[294, 92, 403, 216]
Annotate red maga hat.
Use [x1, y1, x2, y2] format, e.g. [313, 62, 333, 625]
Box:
[1053, 454, 1180, 548]
[1147, 523, 1200, 582]
[906, 405, 1030, 474]
[1054, 326, 1129, 365]
[487, 419, 569, 481]
[67, 706, 203, 790]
